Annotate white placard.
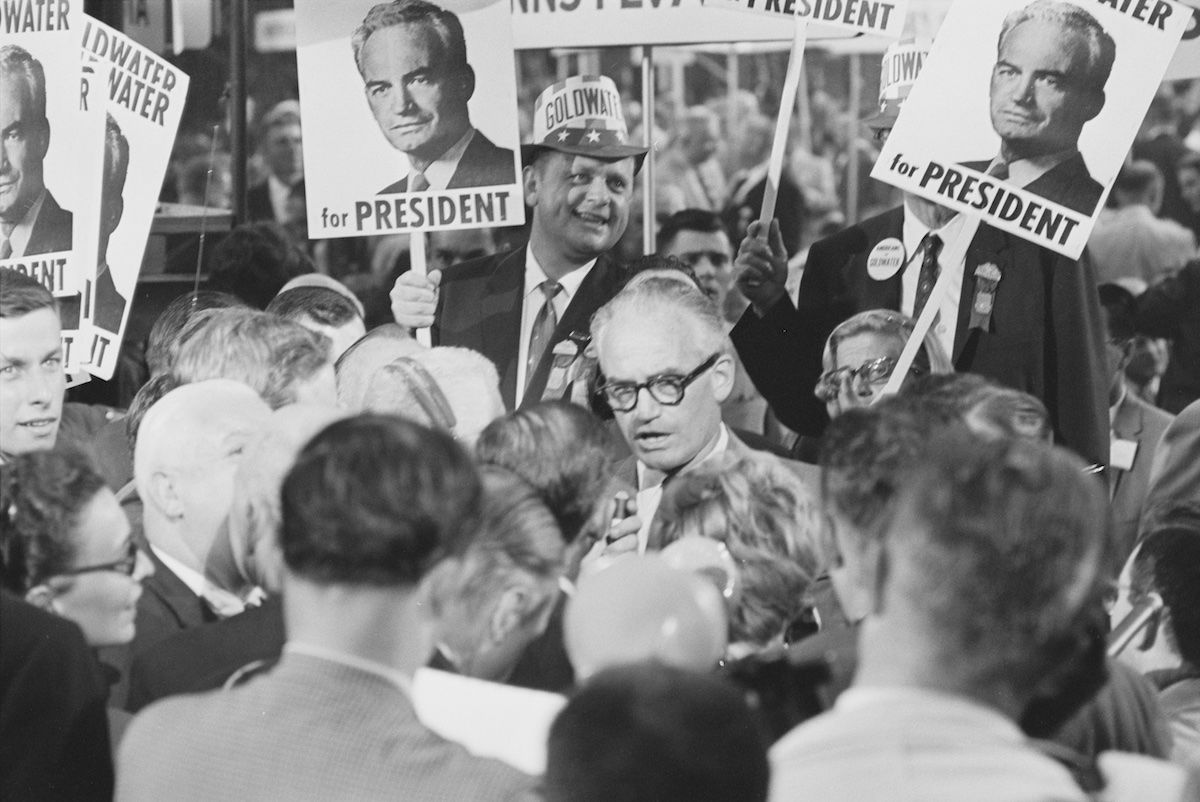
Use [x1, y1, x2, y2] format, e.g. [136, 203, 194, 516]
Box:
[1165, 0, 1200, 79]
[78, 16, 189, 380]
[704, 0, 908, 38]
[1, 0, 105, 372]
[872, 0, 1189, 259]
[295, 0, 525, 239]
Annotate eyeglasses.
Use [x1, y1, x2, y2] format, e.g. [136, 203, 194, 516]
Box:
[814, 356, 921, 403]
[597, 354, 721, 413]
[56, 541, 141, 578]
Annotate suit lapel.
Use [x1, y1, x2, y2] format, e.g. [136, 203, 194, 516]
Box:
[857, 210, 904, 312]
[478, 249, 527, 409]
[144, 550, 214, 628]
[522, 253, 624, 408]
[955, 223, 1011, 366]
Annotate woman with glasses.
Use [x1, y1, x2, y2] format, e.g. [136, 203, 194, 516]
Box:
[0, 446, 152, 648]
[815, 309, 954, 420]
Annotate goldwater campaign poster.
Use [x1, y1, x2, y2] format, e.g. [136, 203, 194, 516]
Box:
[78, 16, 189, 380]
[1, 0, 105, 372]
[871, 0, 1189, 260]
[702, 0, 909, 38]
[294, 0, 525, 238]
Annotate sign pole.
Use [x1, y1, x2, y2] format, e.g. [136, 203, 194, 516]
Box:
[411, 232, 431, 347]
[641, 45, 657, 256]
[757, 19, 808, 227]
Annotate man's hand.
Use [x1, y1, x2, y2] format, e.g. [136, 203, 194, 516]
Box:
[735, 219, 789, 316]
[390, 269, 442, 330]
[578, 511, 642, 578]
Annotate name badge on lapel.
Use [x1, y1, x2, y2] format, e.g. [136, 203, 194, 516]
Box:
[1110, 438, 1138, 472]
[970, 262, 1002, 331]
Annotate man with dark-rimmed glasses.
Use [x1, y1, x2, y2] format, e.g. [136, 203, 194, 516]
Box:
[590, 276, 819, 555]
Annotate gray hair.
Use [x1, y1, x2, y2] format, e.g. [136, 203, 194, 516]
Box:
[824, 308, 953, 376]
[591, 277, 728, 362]
[0, 45, 46, 121]
[351, 0, 469, 76]
[998, 1, 1115, 93]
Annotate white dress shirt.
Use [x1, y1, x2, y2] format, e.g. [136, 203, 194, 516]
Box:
[901, 199, 971, 362]
[150, 545, 249, 618]
[514, 250, 595, 406]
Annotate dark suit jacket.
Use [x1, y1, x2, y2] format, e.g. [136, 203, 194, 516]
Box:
[0, 593, 113, 802]
[1109, 392, 1173, 560]
[116, 652, 534, 800]
[245, 180, 275, 223]
[433, 246, 630, 410]
[731, 205, 1110, 467]
[127, 597, 285, 712]
[24, 190, 73, 255]
[379, 130, 517, 194]
[963, 153, 1103, 217]
[91, 263, 127, 334]
[1135, 260, 1200, 414]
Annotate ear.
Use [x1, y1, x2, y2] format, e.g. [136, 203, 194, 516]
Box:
[31, 118, 50, 162]
[24, 583, 57, 612]
[459, 65, 476, 103]
[1082, 90, 1105, 124]
[708, 353, 737, 404]
[488, 584, 535, 646]
[869, 540, 891, 617]
[523, 163, 540, 208]
[145, 470, 185, 520]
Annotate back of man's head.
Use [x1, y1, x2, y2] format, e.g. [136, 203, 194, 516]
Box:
[334, 323, 425, 411]
[280, 414, 481, 586]
[145, 290, 247, 376]
[656, 209, 728, 254]
[266, 285, 366, 360]
[207, 222, 313, 309]
[878, 432, 1111, 707]
[1112, 161, 1164, 212]
[173, 308, 334, 409]
[1130, 504, 1200, 669]
[544, 662, 769, 802]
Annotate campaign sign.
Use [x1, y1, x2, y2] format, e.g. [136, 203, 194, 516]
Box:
[295, 0, 525, 239]
[1, 0, 105, 372]
[872, 0, 1189, 259]
[1165, 0, 1199, 79]
[704, 0, 908, 38]
[78, 16, 189, 380]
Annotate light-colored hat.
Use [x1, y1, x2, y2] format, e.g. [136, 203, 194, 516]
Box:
[522, 75, 648, 169]
[862, 38, 929, 132]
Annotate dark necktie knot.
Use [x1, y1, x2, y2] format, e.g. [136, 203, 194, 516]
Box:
[913, 233, 943, 319]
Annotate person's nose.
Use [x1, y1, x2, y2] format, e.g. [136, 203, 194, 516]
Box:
[631, 386, 662, 421]
[26, 368, 55, 408]
[582, 175, 610, 207]
[1012, 74, 1037, 105]
[394, 84, 416, 115]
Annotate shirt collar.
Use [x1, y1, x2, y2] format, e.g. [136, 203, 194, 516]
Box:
[993, 148, 1078, 189]
[415, 128, 476, 191]
[837, 686, 1024, 740]
[1109, 383, 1127, 426]
[151, 544, 231, 602]
[901, 200, 971, 272]
[524, 248, 594, 304]
[284, 641, 414, 699]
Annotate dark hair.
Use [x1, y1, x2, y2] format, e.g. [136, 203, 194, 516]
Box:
[146, 290, 247, 376]
[1178, 151, 1200, 176]
[544, 662, 769, 802]
[280, 414, 481, 585]
[475, 401, 616, 544]
[656, 209, 730, 253]
[0, 447, 106, 592]
[266, 286, 362, 329]
[352, 0, 469, 76]
[820, 401, 950, 537]
[207, 223, 312, 309]
[1098, 283, 1137, 343]
[0, 267, 57, 320]
[126, 372, 182, 455]
[889, 432, 1112, 692]
[1113, 160, 1162, 201]
[1131, 504, 1200, 667]
[899, 373, 1002, 424]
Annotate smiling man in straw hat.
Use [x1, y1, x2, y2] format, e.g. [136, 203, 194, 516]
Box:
[390, 74, 647, 410]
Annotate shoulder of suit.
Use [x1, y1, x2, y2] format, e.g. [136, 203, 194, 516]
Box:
[439, 247, 519, 284]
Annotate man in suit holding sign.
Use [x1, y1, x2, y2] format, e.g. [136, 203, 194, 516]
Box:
[390, 74, 647, 410]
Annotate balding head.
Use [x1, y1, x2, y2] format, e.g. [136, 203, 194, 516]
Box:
[360, 346, 504, 448]
[135, 380, 272, 577]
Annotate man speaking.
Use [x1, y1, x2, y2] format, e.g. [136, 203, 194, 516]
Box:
[973, 0, 1115, 216]
[352, 0, 517, 194]
[0, 45, 72, 259]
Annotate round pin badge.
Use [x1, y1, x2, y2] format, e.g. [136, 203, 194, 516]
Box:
[867, 238, 906, 281]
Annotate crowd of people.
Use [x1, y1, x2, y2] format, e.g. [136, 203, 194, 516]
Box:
[3, 1, 1200, 799]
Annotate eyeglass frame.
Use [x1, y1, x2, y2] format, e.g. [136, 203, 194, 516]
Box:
[813, 356, 923, 403]
[596, 353, 722, 413]
[54, 540, 142, 578]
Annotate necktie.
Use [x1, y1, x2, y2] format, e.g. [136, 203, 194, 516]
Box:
[409, 172, 430, 192]
[988, 161, 1009, 181]
[0, 223, 13, 260]
[526, 280, 562, 385]
[913, 233, 943, 320]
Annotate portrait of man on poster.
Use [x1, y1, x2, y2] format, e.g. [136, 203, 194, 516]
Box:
[968, 0, 1116, 217]
[0, 44, 73, 260]
[351, 0, 517, 194]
